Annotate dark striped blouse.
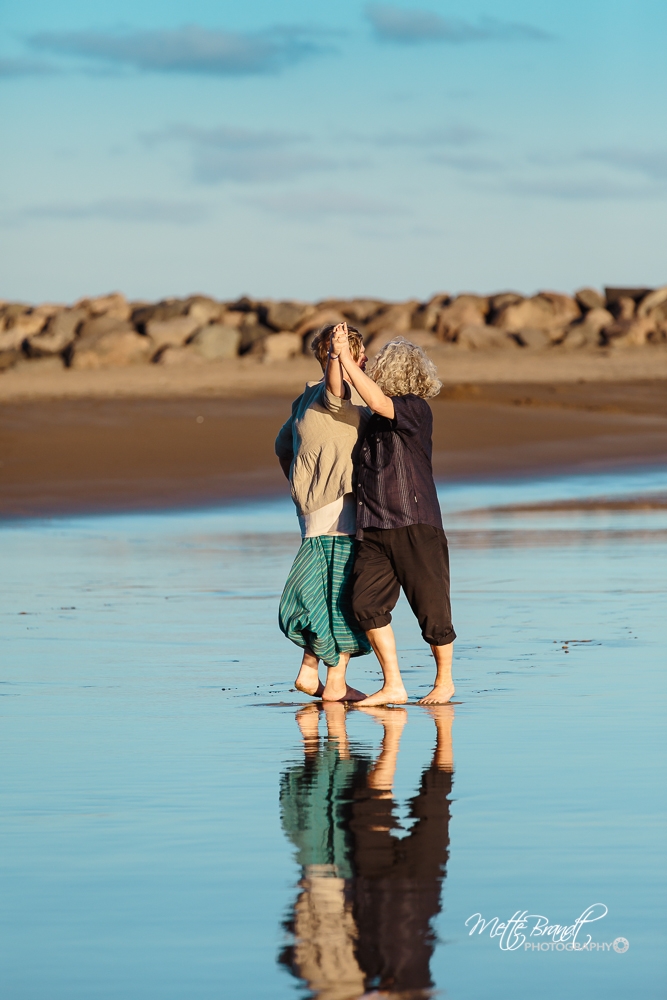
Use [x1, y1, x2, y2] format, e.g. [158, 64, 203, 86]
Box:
[355, 394, 443, 539]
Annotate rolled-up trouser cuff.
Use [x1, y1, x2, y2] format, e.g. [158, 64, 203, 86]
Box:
[357, 612, 392, 631]
[425, 626, 456, 646]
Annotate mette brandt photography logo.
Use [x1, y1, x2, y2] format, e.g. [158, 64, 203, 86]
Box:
[464, 904, 630, 953]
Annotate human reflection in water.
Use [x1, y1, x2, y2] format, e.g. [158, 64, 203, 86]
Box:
[279, 702, 454, 999]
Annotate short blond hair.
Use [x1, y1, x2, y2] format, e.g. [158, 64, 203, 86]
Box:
[367, 337, 442, 398]
[310, 324, 363, 370]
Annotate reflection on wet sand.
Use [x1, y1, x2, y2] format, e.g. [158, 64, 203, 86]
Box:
[279, 703, 454, 999]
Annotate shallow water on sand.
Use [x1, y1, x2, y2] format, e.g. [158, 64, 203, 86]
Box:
[2, 468, 666, 999]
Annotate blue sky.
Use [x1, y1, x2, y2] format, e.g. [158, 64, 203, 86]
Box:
[1, 0, 666, 302]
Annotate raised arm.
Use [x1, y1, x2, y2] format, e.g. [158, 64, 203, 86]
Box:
[331, 324, 395, 419]
[324, 326, 346, 399]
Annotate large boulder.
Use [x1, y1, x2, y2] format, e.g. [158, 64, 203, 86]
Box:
[70, 317, 151, 369]
[13, 312, 49, 338]
[226, 295, 256, 313]
[365, 301, 419, 340]
[155, 345, 206, 367]
[132, 298, 188, 329]
[314, 299, 382, 324]
[559, 326, 601, 349]
[0, 310, 48, 349]
[257, 331, 302, 362]
[146, 315, 203, 352]
[76, 315, 133, 339]
[637, 285, 667, 318]
[217, 309, 244, 328]
[492, 292, 580, 336]
[76, 292, 131, 321]
[0, 327, 28, 352]
[575, 287, 605, 311]
[579, 306, 615, 333]
[294, 308, 347, 344]
[265, 300, 315, 332]
[155, 323, 245, 368]
[436, 295, 489, 341]
[186, 296, 225, 325]
[33, 303, 65, 317]
[342, 299, 386, 324]
[27, 308, 86, 356]
[411, 294, 451, 331]
[603, 316, 656, 348]
[516, 328, 551, 349]
[559, 307, 613, 349]
[488, 292, 523, 313]
[238, 315, 275, 354]
[457, 325, 518, 350]
[189, 324, 241, 360]
[0, 303, 30, 325]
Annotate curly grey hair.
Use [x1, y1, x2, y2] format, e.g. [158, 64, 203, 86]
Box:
[366, 337, 442, 398]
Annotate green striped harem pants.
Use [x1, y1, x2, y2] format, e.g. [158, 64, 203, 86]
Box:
[279, 536, 371, 668]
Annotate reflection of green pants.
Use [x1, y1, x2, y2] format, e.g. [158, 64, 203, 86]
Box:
[279, 536, 371, 667]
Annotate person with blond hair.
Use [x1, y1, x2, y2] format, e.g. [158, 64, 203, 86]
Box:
[275, 324, 372, 701]
[327, 325, 456, 706]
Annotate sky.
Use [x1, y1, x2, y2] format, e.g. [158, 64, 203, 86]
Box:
[1, 0, 666, 303]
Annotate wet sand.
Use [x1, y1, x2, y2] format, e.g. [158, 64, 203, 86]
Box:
[1, 380, 667, 518]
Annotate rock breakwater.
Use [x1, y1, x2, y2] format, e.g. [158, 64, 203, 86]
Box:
[1, 285, 666, 374]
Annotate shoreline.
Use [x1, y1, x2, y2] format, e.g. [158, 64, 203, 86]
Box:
[2, 459, 666, 525]
[2, 383, 667, 520]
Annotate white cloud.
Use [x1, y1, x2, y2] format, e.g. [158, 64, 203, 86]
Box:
[28, 24, 327, 76]
[143, 124, 334, 184]
[2, 198, 209, 226]
[365, 4, 552, 44]
[583, 148, 667, 182]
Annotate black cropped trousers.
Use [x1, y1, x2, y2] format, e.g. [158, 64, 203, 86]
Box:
[351, 524, 456, 646]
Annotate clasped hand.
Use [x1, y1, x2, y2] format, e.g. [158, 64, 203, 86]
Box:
[331, 322, 351, 359]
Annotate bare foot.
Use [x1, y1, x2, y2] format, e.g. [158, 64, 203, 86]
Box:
[418, 682, 455, 705]
[321, 683, 367, 703]
[295, 658, 324, 698]
[295, 676, 325, 697]
[356, 685, 408, 707]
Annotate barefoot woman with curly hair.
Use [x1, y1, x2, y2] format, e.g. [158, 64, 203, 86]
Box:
[327, 326, 456, 707]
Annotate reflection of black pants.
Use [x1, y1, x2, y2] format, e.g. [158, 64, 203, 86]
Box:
[351, 765, 453, 993]
[352, 524, 455, 645]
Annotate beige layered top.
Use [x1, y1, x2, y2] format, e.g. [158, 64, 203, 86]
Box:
[275, 380, 371, 517]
